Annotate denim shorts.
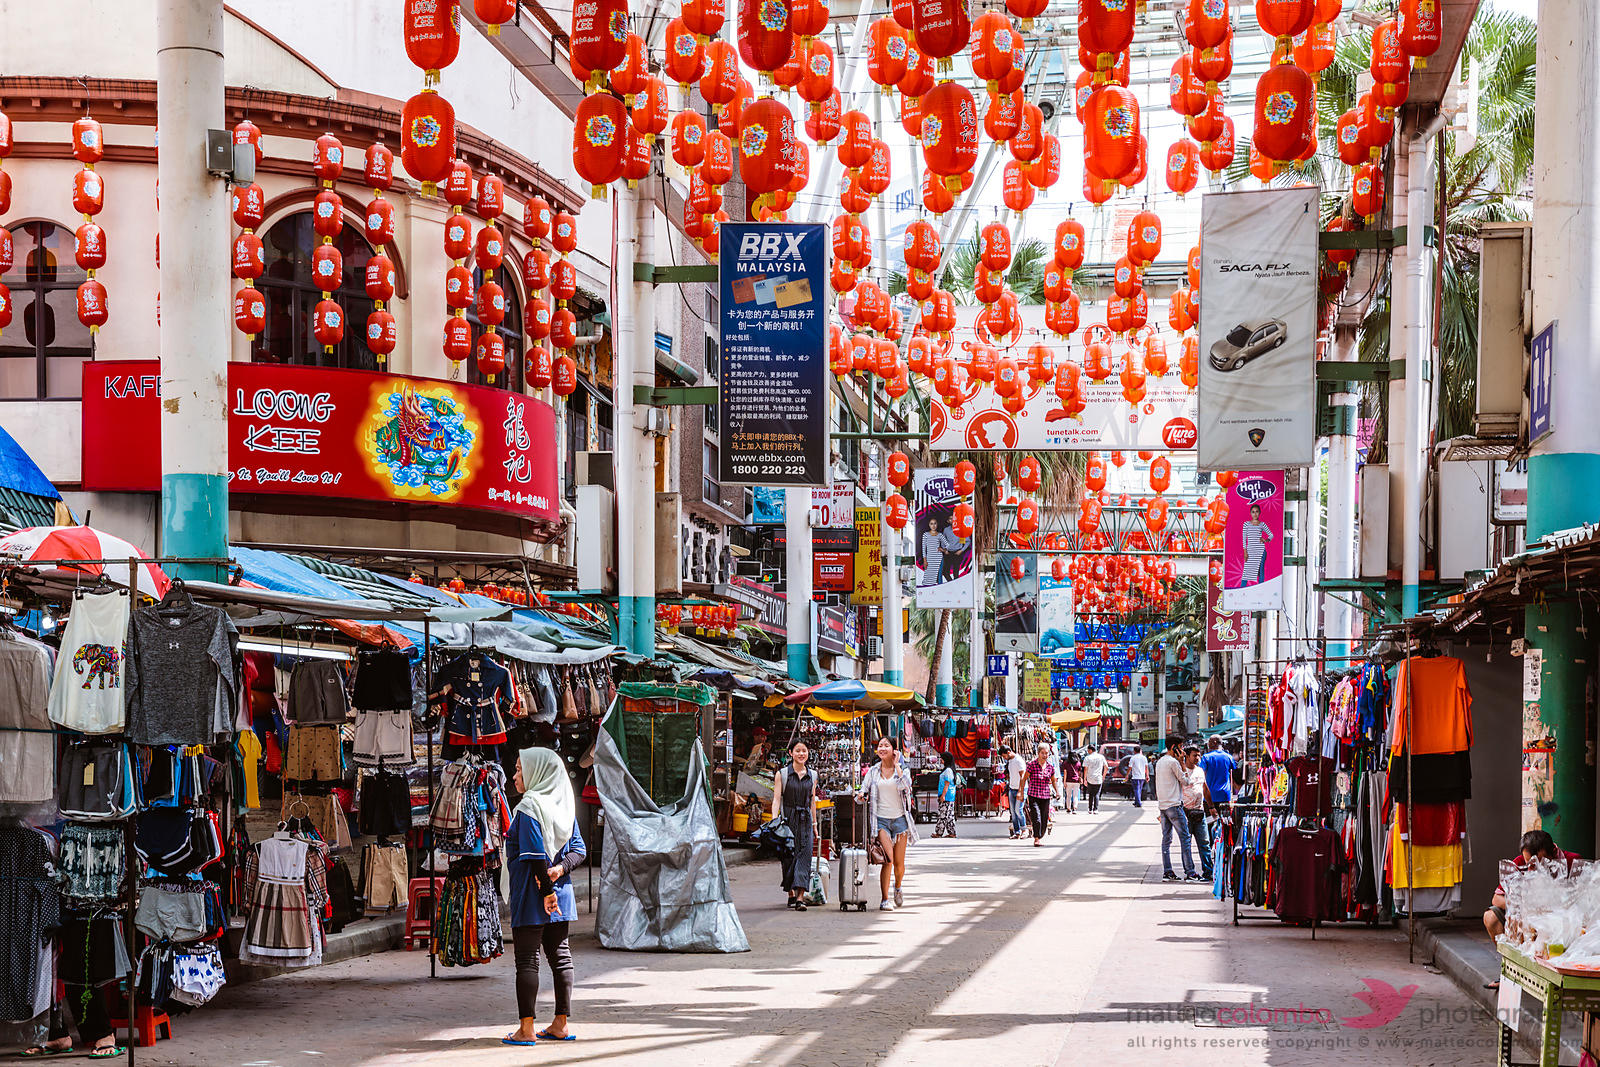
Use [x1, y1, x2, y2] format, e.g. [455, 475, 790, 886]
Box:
[877, 815, 910, 838]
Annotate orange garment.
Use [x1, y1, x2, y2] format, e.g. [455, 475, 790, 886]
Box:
[1390, 656, 1472, 755]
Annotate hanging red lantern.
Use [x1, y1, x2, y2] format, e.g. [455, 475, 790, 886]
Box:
[232, 119, 264, 168]
[1010, 101, 1043, 164]
[980, 220, 1012, 274]
[72, 169, 104, 218]
[672, 110, 708, 171]
[1079, 0, 1135, 71]
[1201, 115, 1236, 172]
[738, 0, 794, 72]
[698, 39, 740, 114]
[1194, 29, 1234, 90]
[366, 308, 398, 361]
[475, 331, 507, 382]
[911, 0, 970, 65]
[401, 92, 457, 195]
[663, 18, 707, 91]
[1370, 19, 1409, 86]
[366, 255, 397, 304]
[869, 17, 912, 91]
[1170, 54, 1208, 117]
[1398, 0, 1441, 68]
[71, 115, 104, 165]
[1017, 455, 1041, 493]
[574, 92, 628, 199]
[630, 76, 669, 146]
[1054, 219, 1086, 279]
[232, 183, 265, 231]
[684, 0, 727, 41]
[232, 232, 265, 280]
[570, 0, 628, 88]
[406, 0, 463, 81]
[954, 460, 977, 496]
[552, 353, 578, 395]
[951, 502, 975, 538]
[1353, 162, 1385, 222]
[1256, 0, 1315, 51]
[1253, 61, 1315, 164]
[969, 11, 1015, 92]
[1144, 335, 1169, 377]
[984, 89, 1022, 142]
[1149, 456, 1172, 494]
[1045, 294, 1080, 339]
[1294, 21, 1336, 74]
[1084, 85, 1139, 181]
[364, 197, 396, 247]
[1169, 288, 1195, 332]
[919, 81, 979, 190]
[1027, 133, 1061, 190]
[1128, 210, 1163, 266]
[887, 451, 912, 487]
[310, 298, 343, 349]
[1017, 499, 1040, 536]
[233, 286, 266, 338]
[1185, 0, 1230, 57]
[885, 493, 910, 530]
[311, 243, 343, 294]
[312, 189, 343, 241]
[1167, 139, 1200, 197]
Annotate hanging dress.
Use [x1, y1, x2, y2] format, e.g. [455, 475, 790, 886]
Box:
[241, 835, 318, 965]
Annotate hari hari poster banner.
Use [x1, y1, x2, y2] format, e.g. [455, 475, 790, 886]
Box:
[80, 361, 559, 523]
[1222, 470, 1285, 612]
[912, 467, 974, 609]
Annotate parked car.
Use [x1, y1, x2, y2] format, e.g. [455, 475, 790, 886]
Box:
[1099, 741, 1144, 796]
[1208, 318, 1288, 372]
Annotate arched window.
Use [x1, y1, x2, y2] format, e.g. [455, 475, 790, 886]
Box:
[252, 211, 378, 371]
[0, 222, 93, 399]
[466, 266, 524, 392]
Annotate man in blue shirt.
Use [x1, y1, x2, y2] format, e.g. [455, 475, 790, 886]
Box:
[1198, 737, 1237, 806]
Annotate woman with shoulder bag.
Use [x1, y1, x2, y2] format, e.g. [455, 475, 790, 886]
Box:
[770, 739, 820, 910]
[857, 737, 917, 910]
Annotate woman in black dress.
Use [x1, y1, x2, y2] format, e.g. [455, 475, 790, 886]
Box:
[770, 739, 819, 910]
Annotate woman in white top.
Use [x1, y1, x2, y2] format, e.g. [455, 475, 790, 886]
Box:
[857, 737, 917, 910]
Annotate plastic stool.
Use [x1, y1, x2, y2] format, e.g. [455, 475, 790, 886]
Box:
[404, 876, 447, 950]
[107, 1002, 172, 1048]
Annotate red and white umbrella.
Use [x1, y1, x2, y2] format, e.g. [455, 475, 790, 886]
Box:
[0, 526, 171, 599]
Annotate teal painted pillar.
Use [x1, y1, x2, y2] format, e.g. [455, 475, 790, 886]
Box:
[633, 594, 655, 658]
[1524, 453, 1600, 850]
[160, 474, 228, 581]
[787, 642, 811, 683]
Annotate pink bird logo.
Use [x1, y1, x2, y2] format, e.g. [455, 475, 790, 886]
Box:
[1340, 978, 1420, 1029]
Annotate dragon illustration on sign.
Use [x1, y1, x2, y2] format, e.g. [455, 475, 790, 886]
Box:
[365, 384, 478, 500]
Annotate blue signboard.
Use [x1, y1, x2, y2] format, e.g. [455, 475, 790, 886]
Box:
[1530, 321, 1555, 445]
[987, 654, 1009, 677]
[1051, 670, 1074, 690]
[752, 486, 786, 524]
[718, 223, 829, 486]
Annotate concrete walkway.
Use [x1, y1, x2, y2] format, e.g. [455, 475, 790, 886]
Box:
[24, 802, 1496, 1066]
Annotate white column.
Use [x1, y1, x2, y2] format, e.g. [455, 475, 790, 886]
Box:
[881, 508, 903, 685]
[613, 187, 640, 649]
[156, 0, 230, 574]
[630, 197, 658, 654]
[1400, 126, 1438, 618]
[968, 592, 983, 708]
[1324, 325, 1358, 659]
[1004, 652, 1018, 709]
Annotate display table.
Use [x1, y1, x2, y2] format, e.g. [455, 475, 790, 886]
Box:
[1497, 943, 1600, 1067]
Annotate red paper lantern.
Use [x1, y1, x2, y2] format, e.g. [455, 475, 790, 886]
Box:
[808, 89, 843, 144]
[364, 197, 396, 247]
[911, 0, 970, 62]
[401, 92, 457, 193]
[1017, 455, 1042, 493]
[951, 502, 975, 538]
[885, 493, 910, 530]
[1256, 0, 1314, 50]
[445, 264, 475, 310]
[232, 183, 265, 230]
[1017, 499, 1039, 536]
[700, 39, 741, 112]
[1166, 139, 1200, 197]
[365, 255, 397, 304]
[443, 314, 473, 364]
[71, 116, 104, 165]
[985, 89, 1022, 142]
[1185, 0, 1230, 56]
[663, 18, 707, 90]
[233, 119, 263, 166]
[738, 97, 798, 203]
[920, 80, 979, 189]
[887, 451, 912, 487]
[900, 41, 935, 96]
[311, 244, 343, 293]
[475, 331, 507, 381]
[312, 298, 344, 349]
[365, 308, 398, 362]
[1398, 0, 1441, 67]
[570, 0, 629, 87]
[312, 189, 343, 240]
[406, 0, 463, 79]
[1170, 55, 1208, 117]
[969, 11, 1014, 92]
[1253, 61, 1315, 164]
[954, 460, 977, 496]
[1371, 19, 1409, 86]
[1079, 0, 1135, 70]
[799, 39, 836, 111]
[1027, 133, 1061, 190]
[232, 232, 265, 281]
[684, 0, 727, 42]
[233, 286, 266, 338]
[1294, 21, 1336, 74]
[1084, 85, 1140, 181]
[1201, 115, 1236, 172]
[738, 0, 794, 73]
[1010, 102, 1043, 163]
[869, 18, 911, 90]
[553, 354, 578, 395]
[1002, 160, 1034, 213]
[72, 169, 104, 218]
[574, 92, 629, 199]
[1128, 210, 1163, 266]
[527, 340, 554, 388]
[1353, 162, 1385, 222]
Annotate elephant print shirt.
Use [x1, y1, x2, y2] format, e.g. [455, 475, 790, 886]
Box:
[49, 590, 129, 734]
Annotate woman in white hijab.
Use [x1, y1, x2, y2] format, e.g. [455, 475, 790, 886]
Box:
[503, 747, 586, 1047]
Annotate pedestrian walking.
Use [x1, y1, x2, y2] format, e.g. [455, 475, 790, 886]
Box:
[1061, 748, 1082, 813]
[1127, 748, 1150, 807]
[1003, 744, 1027, 838]
[770, 739, 820, 910]
[1153, 741, 1199, 882]
[504, 747, 587, 1046]
[933, 752, 959, 838]
[1082, 744, 1106, 813]
[1023, 742, 1059, 846]
[1180, 745, 1213, 880]
[859, 737, 917, 910]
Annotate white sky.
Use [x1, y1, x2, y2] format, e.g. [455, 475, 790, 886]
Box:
[1491, 0, 1537, 16]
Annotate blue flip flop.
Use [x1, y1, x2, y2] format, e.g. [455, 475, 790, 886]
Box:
[502, 1033, 538, 1047]
[537, 1030, 577, 1041]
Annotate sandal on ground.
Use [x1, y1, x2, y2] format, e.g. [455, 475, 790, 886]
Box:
[89, 1047, 126, 1060]
[21, 1044, 72, 1057]
[792, 899, 807, 911]
[502, 1033, 539, 1047]
[537, 1030, 576, 1041]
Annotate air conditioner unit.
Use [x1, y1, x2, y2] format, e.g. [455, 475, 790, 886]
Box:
[866, 636, 882, 660]
[576, 451, 615, 490]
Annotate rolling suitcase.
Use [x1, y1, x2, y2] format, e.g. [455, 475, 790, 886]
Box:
[836, 846, 869, 911]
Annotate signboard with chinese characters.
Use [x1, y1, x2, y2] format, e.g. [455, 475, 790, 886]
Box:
[718, 222, 829, 486]
[1222, 470, 1285, 611]
[1206, 574, 1250, 652]
[80, 361, 559, 522]
[851, 507, 882, 605]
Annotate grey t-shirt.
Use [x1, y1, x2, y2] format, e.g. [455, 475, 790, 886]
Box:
[125, 598, 238, 746]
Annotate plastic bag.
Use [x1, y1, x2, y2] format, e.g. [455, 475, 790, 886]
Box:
[803, 858, 829, 907]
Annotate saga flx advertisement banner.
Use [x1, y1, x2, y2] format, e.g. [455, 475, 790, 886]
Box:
[912, 468, 974, 608]
[1222, 471, 1285, 611]
[718, 222, 829, 486]
[1197, 187, 1318, 469]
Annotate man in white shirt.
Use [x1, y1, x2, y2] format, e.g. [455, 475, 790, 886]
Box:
[1003, 746, 1028, 839]
[1127, 749, 1150, 807]
[1153, 741, 1199, 882]
[1081, 745, 1107, 814]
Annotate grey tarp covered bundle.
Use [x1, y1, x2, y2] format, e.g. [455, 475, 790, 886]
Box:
[593, 700, 748, 953]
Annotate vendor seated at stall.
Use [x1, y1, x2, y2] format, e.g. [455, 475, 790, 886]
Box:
[1484, 829, 1583, 939]
[743, 729, 772, 773]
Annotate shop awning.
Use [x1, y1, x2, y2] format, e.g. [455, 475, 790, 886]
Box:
[785, 679, 921, 713]
[1048, 708, 1100, 730]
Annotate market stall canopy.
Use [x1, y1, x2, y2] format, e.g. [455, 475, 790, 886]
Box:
[785, 679, 921, 713]
[1049, 708, 1100, 730]
[431, 619, 616, 664]
[0, 525, 169, 599]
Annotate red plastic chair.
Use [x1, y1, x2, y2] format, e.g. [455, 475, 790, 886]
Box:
[403, 876, 447, 950]
[106, 997, 172, 1048]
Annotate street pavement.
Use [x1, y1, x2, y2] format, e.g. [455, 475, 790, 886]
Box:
[32, 800, 1498, 1066]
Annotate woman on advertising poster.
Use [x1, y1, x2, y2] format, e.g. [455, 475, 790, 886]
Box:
[1241, 503, 1273, 586]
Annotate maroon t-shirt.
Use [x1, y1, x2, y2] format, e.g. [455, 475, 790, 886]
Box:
[1273, 826, 1341, 922]
[1286, 755, 1337, 818]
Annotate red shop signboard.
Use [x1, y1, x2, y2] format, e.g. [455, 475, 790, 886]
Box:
[82, 361, 560, 523]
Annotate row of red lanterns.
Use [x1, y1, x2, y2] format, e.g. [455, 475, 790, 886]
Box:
[71, 116, 109, 333]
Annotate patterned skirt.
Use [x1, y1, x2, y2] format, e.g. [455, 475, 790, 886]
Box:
[243, 875, 314, 958]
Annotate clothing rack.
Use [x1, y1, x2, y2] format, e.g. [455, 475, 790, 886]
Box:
[1223, 802, 1308, 933]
